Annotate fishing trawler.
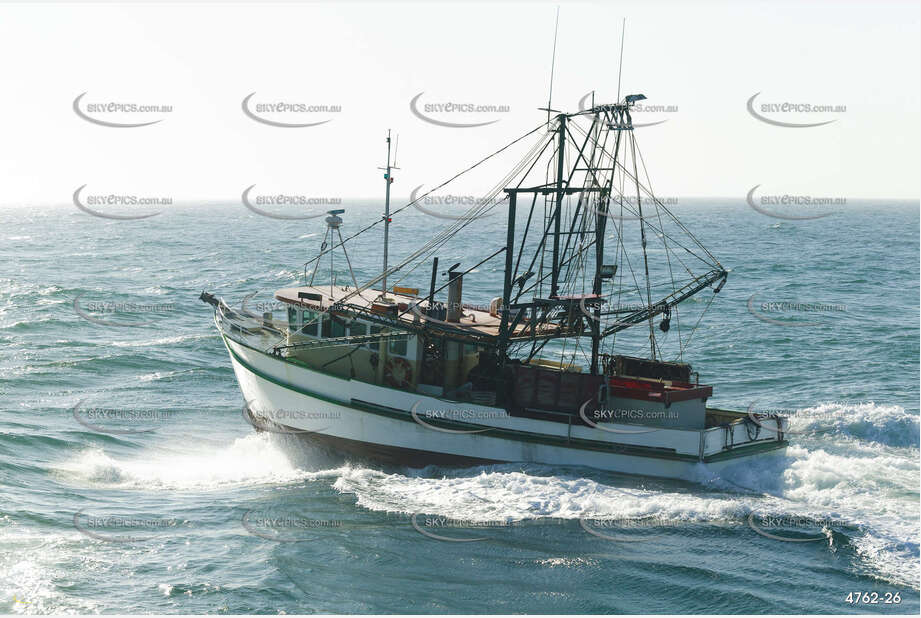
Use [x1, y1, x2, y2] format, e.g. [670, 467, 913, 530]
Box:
[202, 96, 787, 481]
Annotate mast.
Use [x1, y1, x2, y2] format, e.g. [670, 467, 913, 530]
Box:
[381, 130, 394, 299]
[590, 110, 607, 375]
[546, 6, 560, 128]
[498, 191, 517, 371]
[550, 114, 566, 298]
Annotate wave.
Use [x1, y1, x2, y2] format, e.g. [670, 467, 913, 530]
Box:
[110, 333, 215, 348]
[789, 401, 919, 448]
[327, 448, 918, 589]
[52, 433, 323, 491]
[0, 316, 60, 331]
[687, 442, 918, 590]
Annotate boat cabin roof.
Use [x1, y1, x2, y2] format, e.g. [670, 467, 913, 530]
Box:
[274, 285, 565, 339]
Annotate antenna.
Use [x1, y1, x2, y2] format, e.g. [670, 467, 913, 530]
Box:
[393, 134, 399, 168]
[546, 5, 560, 127]
[310, 209, 358, 294]
[616, 18, 626, 103]
[378, 130, 400, 300]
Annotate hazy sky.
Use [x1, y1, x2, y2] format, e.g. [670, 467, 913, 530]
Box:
[0, 0, 918, 209]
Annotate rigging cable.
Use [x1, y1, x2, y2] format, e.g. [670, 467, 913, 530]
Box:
[340, 128, 556, 303]
[304, 122, 550, 277]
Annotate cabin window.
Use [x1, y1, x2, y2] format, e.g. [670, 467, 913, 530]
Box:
[300, 310, 319, 336]
[350, 321, 367, 343]
[388, 333, 408, 357]
[463, 343, 478, 356]
[288, 306, 298, 328]
[322, 315, 346, 338]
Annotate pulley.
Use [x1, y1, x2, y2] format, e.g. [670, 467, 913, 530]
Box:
[659, 305, 671, 332]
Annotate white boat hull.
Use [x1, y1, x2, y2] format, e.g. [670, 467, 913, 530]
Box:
[221, 332, 787, 482]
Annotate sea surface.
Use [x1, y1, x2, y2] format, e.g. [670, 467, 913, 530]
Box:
[0, 198, 918, 614]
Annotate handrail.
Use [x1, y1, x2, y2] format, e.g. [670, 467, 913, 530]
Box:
[272, 331, 412, 355]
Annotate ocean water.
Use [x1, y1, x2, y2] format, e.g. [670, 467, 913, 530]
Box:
[0, 198, 918, 614]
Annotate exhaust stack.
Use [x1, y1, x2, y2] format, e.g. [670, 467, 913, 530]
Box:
[446, 263, 463, 323]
